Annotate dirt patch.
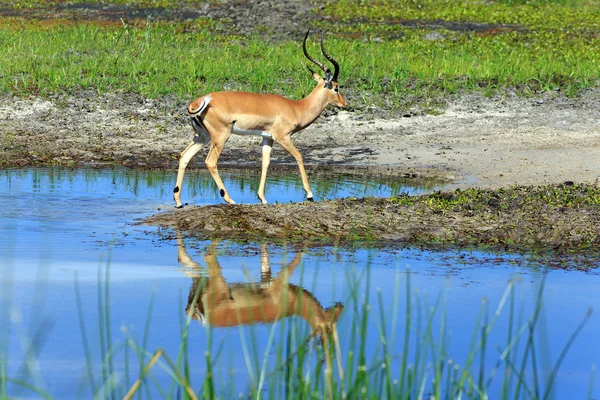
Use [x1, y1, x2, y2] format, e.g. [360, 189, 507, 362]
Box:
[0, 0, 319, 39]
[335, 18, 524, 40]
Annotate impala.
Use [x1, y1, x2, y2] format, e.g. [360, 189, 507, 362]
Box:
[173, 30, 347, 207]
[177, 234, 343, 343]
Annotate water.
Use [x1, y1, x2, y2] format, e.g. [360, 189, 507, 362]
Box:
[0, 168, 598, 399]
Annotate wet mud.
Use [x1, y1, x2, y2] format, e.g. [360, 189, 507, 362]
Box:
[144, 183, 600, 256]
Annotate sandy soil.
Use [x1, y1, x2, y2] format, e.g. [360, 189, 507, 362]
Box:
[1, 89, 599, 191]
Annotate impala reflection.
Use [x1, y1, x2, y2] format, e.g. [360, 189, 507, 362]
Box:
[176, 233, 344, 343]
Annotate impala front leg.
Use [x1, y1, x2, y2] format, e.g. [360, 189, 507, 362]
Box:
[257, 137, 274, 204]
[276, 136, 314, 201]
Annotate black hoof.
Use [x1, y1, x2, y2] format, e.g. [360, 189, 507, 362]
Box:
[175, 204, 184, 209]
[307, 196, 314, 202]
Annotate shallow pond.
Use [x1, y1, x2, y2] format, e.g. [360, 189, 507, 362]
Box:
[0, 168, 598, 399]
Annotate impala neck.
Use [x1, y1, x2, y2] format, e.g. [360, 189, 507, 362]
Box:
[297, 85, 331, 129]
[288, 285, 328, 330]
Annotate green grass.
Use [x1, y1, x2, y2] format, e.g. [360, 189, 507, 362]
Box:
[0, 0, 598, 111]
[324, 0, 600, 30]
[389, 183, 600, 210]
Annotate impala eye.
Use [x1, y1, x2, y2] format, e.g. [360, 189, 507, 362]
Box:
[334, 87, 339, 93]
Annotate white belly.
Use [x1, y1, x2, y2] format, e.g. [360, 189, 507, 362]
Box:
[231, 123, 273, 140]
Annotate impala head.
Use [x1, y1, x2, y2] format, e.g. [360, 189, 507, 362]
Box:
[303, 30, 347, 109]
[309, 301, 345, 348]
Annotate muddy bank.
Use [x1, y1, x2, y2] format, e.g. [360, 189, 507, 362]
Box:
[143, 182, 600, 254]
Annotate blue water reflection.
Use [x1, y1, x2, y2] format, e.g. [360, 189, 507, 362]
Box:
[0, 168, 598, 398]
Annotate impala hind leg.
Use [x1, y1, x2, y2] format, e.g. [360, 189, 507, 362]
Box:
[174, 131, 209, 208]
[205, 133, 235, 204]
[257, 137, 274, 204]
[276, 136, 314, 201]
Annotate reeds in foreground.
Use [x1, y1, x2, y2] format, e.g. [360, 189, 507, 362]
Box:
[1, 257, 594, 399]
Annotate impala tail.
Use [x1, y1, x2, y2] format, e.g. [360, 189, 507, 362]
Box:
[188, 95, 212, 118]
[188, 96, 212, 135]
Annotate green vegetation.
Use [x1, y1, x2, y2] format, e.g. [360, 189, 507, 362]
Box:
[325, 0, 600, 30]
[388, 183, 600, 252]
[1, 261, 593, 399]
[0, 0, 598, 111]
[390, 182, 600, 210]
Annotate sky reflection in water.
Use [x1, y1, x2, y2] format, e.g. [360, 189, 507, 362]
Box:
[0, 168, 598, 398]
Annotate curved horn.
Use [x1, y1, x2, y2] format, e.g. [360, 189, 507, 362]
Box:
[320, 32, 340, 82]
[303, 30, 330, 74]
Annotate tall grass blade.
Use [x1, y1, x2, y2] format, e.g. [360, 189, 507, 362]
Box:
[417, 371, 428, 400]
[478, 302, 489, 394]
[12, 314, 53, 395]
[93, 372, 123, 400]
[495, 345, 536, 399]
[455, 298, 485, 398]
[237, 320, 257, 396]
[588, 364, 596, 400]
[75, 273, 98, 396]
[332, 325, 345, 398]
[96, 263, 108, 392]
[140, 289, 156, 400]
[2, 377, 52, 400]
[503, 276, 517, 399]
[162, 352, 198, 400]
[529, 323, 541, 399]
[542, 308, 593, 400]
[104, 258, 115, 400]
[515, 274, 546, 400]
[170, 262, 203, 399]
[347, 254, 372, 398]
[398, 267, 411, 398]
[203, 339, 215, 400]
[1, 355, 6, 399]
[124, 349, 163, 400]
[376, 289, 392, 399]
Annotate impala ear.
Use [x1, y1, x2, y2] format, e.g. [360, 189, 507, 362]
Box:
[306, 66, 322, 82]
